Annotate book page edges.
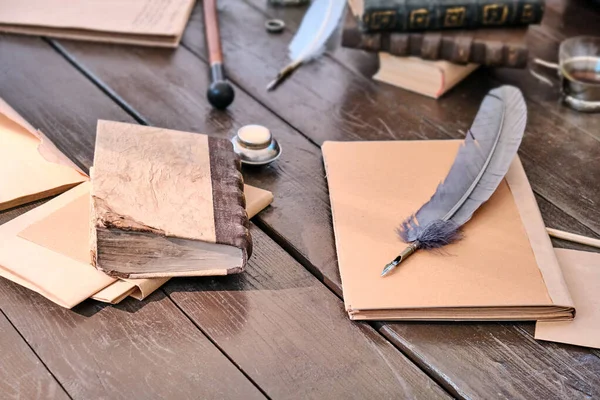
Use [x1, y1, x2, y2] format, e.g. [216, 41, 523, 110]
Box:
[349, 305, 574, 321]
[0, 23, 182, 48]
[373, 54, 477, 98]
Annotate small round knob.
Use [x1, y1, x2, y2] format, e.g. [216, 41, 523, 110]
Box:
[237, 125, 272, 148]
[207, 81, 235, 110]
[232, 125, 281, 166]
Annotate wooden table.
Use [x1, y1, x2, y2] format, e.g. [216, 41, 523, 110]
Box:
[1, 1, 599, 399]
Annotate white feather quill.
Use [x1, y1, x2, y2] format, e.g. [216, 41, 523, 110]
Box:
[267, 0, 346, 91]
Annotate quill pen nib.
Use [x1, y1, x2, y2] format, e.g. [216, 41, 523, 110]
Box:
[381, 242, 419, 277]
[267, 62, 301, 91]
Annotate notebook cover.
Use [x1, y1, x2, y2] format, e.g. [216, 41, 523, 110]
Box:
[535, 249, 600, 349]
[0, 0, 195, 47]
[0, 98, 86, 211]
[91, 121, 251, 278]
[322, 140, 573, 320]
[0, 182, 272, 308]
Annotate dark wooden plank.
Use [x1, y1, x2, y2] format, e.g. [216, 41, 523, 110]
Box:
[380, 321, 600, 399]
[0, 35, 265, 400]
[0, 311, 70, 400]
[0, 283, 265, 400]
[0, 35, 132, 171]
[51, 8, 600, 399]
[536, 195, 600, 253]
[167, 225, 449, 399]
[46, 36, 449, 398]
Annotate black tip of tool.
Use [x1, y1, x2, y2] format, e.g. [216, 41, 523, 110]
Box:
[207, 81, 235, 110]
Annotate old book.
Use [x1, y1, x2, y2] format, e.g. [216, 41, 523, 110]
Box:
[0, 0, 194, 47]
[373, 53, 479, 98]
[0, 97, 86, 211]
[349, 0, 544, 32]
[535, 249, 600, 349]
[0, 182, 273, 308]
[91, 121, 251, 279]
[322, 140, 575, 321]
[342, 12, 528, 68]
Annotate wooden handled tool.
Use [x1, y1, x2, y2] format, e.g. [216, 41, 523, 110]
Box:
[203, 0, 234, 109]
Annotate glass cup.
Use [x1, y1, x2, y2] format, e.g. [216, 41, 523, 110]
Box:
[534, 36, 600, 112]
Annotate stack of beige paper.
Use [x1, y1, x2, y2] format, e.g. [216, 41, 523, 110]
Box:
[0, 99, 273, 308]
[323, 140, 576, 322]
[0, 0, 195, 47]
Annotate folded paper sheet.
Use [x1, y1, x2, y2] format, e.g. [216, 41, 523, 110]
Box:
[0, 0, 195, 47]
[323, 140, 574, 321]
[535, 249, 600, 349]
[0, 182, 273, 308]
[0, 98, 86, 211]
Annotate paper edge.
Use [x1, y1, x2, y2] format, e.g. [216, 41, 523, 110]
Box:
[505, 157, 574, 310]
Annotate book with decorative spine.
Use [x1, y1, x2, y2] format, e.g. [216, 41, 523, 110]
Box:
[349, 0, 544, 32]
[342, 12, 529, 68]
[90, 121, 251, 279]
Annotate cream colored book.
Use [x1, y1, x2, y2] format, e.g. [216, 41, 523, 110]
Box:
[323, 140, 575, 321]
[0, 182, 273, 308]
[374, 53, 478, 99]
[0, 0, 195, 47]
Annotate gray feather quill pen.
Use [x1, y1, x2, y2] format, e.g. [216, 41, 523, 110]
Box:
[267, 0, 346, 91]
[381, 86, 527, 277]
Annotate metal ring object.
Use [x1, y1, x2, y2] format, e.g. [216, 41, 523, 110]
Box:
[265, 19, 285, 33]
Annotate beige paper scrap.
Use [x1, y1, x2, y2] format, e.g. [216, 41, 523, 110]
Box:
[535, 249, 600, 349]
[0, 98, 87, 211]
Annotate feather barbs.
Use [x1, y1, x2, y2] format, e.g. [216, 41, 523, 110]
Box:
[382, 86, 527, 276]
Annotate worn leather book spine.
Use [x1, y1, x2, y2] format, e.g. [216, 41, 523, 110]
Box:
[361, 0, 544, 32]
[343, 15, 528, 67]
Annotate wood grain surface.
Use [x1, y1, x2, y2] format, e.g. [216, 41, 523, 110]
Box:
[166, 225, 449, 399]
[0, 0, 599, 398]
[0, 311, 69, 400]
[0, 282, 265, 400]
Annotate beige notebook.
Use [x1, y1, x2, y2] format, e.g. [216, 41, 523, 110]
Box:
[323, 140, 574, 321]
[0, 182, 273, 308]
[536, 249, 600, 349]
[0, 98, 86, 211]
[0, 0, 195, 47]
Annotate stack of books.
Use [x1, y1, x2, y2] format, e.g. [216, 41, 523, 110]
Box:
[342, 0, 545, 98]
